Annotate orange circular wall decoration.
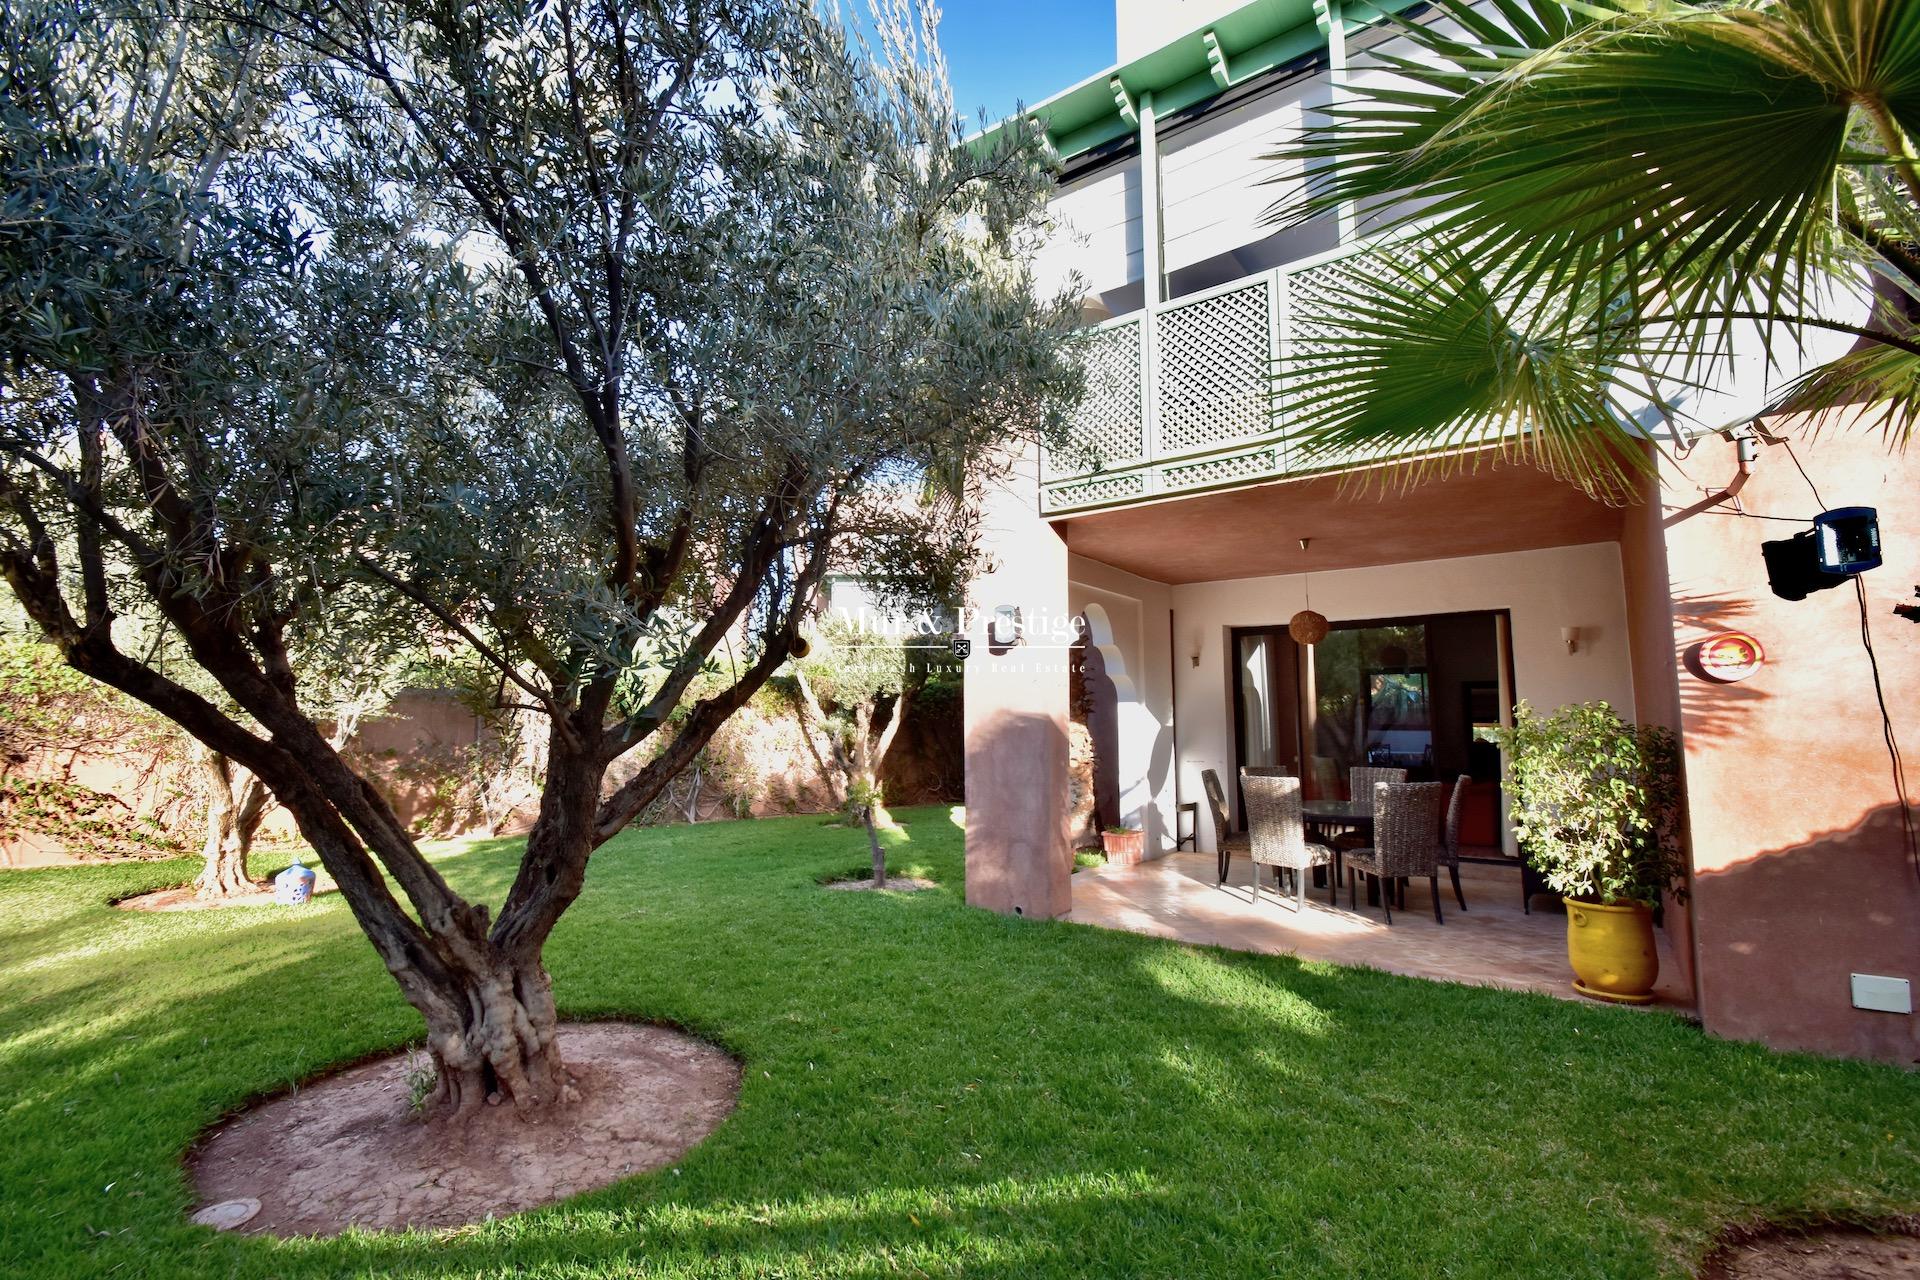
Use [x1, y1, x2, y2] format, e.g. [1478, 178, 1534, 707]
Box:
[1695, 631, 1765, 682]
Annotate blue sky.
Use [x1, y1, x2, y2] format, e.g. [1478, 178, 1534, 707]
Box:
[936, 1, 1115, 123]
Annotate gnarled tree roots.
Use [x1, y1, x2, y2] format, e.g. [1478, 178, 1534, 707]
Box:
[425, 964, 580, 1118]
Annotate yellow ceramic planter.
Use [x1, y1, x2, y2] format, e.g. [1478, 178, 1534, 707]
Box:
[1564, 898, 1658, 1004]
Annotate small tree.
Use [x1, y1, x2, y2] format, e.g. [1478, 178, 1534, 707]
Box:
[794, 622, 912, 811]
[1496, 701, 1685, 906]
[791, 617, 923, 885]
[0, 0, 1075, 1112]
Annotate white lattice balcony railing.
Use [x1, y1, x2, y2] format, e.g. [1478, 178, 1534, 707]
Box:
[1041, 242, 1424, 515]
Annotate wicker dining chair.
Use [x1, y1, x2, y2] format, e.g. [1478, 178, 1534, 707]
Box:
[1330, 766, 1407, 852]
[1345, 781, 1446, 925]
[1242, 764, 1295, 777]
[1241, 772, 1333, 908]
[1440, 774, 1470, 911]
[1347, 766, 1407, 800]
[1200, 768, 1248, 884]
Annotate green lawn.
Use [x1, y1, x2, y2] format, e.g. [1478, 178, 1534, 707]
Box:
[2, 807, 1915, 1279]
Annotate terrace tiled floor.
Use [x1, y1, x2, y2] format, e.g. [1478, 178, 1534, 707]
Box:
[1069, 851, 1694, 1011]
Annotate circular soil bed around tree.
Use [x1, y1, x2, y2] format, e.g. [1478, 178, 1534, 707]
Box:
[823, 875, 937, 893]
[1702, 1224, 1920, 1280]
[187, 1022, 740, 1238]
[116, 881, 337, 912]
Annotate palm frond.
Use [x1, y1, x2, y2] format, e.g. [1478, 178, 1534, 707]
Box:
[1260, 0, 1920, 466]
[1279, 242, 1655, 500]
[1276, 0, 1854, 311]
[1776, 332, 1920, 444]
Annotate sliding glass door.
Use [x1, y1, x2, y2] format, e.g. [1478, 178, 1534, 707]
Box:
[1230, 628, 1304, 821]
[1232, 612, 1508, 810]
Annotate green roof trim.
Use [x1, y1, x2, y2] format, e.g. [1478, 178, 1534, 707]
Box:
[972, 0, 1414, 162]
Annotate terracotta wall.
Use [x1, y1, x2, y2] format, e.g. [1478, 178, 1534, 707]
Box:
[1660, 425, 1919, 1063]
[8, 687, 967, 867]
[962, 446, 1074, 919]
[1618, 459, 1696, 999]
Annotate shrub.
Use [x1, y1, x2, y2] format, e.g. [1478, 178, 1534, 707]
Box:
[1495, 700, 1684, 906]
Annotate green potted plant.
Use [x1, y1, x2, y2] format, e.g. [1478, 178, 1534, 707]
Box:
[1496, 701, 1685, 1004]
[1100, 824, 1145, 866]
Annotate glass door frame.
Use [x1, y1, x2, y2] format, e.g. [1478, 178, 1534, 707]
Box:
[1227, 624, 1306, 831]
[1228, 607, 1518, 830]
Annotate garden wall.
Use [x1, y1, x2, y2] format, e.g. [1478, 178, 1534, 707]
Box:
[2, 686, 962, 866]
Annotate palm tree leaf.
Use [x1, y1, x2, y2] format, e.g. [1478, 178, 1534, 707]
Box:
[1776, 333, 1920, 444]
[1259, 0, 1920, 462]
[1269, 0, 1855, 336]
[1279, 242, 1655, 499]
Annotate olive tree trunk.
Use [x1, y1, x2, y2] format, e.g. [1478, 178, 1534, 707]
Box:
[195, 748, 270, 898]
[863, 805, 887, 888]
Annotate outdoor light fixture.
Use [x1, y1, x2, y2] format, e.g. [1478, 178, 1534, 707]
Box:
[1763, 506, 1884, 601]
[1288, 538, 1330, 646]
[987, 605, 1023, 648]
[1813, 506, 1882, 575]
[1561, 626, 1580, 655]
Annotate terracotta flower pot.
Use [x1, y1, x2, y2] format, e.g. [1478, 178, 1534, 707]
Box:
[1101, 829, 1145, 866]
[1564, 898, 1658, 1004]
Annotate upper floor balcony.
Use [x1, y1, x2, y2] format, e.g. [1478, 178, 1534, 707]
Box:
[1041, 241, 1380, 515]
[1018, 1, 1433, 516]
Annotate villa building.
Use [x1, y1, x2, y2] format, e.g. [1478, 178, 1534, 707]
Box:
[959, 0, 1920, 1063]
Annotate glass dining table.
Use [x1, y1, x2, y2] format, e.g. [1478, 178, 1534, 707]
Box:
[1301, 798, 1374, 895]
[1301, 797, 1375, 835]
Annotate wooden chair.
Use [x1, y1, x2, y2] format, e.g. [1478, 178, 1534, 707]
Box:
[1200, 768, 1248, 884]
[1345, 781, 1446, 925]
[1241, 772, 1333, 909]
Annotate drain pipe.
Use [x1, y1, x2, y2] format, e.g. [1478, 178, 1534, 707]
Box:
[1723, 422, 1760, 499]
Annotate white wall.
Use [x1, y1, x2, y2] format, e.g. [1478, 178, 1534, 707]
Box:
[1170, 542, 1636, 851]
[1160, 73, 1331, 275]
[1117, 0, 1250, 61]
[1034, 158, 1144, 314]
[1068, 554, 1178, 855]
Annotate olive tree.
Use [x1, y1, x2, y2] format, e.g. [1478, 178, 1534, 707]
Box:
[792, 617, 916, 883]
[191, 629, 409, 897]
[0, 0, 1076, 1114]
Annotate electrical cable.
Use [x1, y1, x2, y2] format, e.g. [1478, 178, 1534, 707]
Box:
[1855, 574, 1919, 886]
[1778, 440, 1920, 886]
[1781, 438, 1828, 508]
[1708, 509, 1822, 525]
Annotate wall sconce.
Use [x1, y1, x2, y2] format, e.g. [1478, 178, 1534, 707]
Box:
[1561, 626, 1580, 655]
[988, 605, 1023, 648]
[1189, 631, 1202, 667]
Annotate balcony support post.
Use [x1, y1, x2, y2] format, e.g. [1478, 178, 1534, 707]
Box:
[1138, 91, 1163, 480]
[1319, 0, 1357, 243]
[1138, 90, 1163, 309]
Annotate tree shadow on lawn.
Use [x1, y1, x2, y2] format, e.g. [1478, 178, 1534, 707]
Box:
[3, 811, 1918, 1279]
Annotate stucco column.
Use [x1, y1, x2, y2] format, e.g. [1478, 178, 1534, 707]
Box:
[963, 445, 1073, 919]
